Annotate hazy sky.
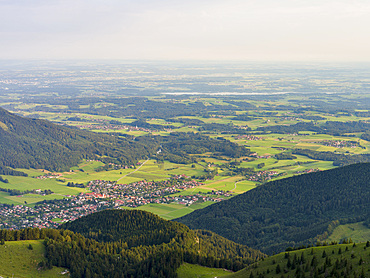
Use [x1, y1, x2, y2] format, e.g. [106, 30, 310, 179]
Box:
[1, 0, 370, 61]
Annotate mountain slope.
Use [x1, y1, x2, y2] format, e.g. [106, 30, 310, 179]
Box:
[0, 108, 157, 171]
[0, 210, 264, 278]
[61, 209, 264, 265]
[225, 242, 370, 278]
[176, 163, 370, 254]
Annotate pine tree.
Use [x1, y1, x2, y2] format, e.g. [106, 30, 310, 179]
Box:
[276, 264, 281, 274]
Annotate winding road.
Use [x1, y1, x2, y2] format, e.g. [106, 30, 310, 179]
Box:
[231, 180, 244, 192]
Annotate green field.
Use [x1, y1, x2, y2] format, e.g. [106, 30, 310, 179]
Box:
[62, 159, 206, 184]
[326, 222, 370, 243]
[202, 176, 246, 191]
[0, 175, 86, 205]
[124, 201, 215, 220]
[177, 263, 233, 278]
[0, 240, 66, 278]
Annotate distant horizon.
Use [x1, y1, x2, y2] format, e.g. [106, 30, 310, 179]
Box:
[1, 1, 370, 61]
[1, 59, 370, 65]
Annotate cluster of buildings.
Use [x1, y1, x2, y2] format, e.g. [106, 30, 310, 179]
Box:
[249, 153, 272, 159]
[75, 123, 153, 133]
[36, 172, 63, 179]
[0, 196, 115, 230]
[321, 140, 359, 148]
[88, 176, 204, 207]
[0, 175, 235, 230]
[294, 168, 320, 174]
[247, 170, 280, 182]
[236, 135, 262, 141]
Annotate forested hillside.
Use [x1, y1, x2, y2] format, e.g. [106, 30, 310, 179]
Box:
[176, 163, 370, 254]
[0, 210, 264, 278]
[0, 107, 157, 171]
[0, 108, 249, 171]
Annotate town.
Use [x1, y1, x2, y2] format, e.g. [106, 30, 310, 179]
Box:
[0, 175, 233, 230]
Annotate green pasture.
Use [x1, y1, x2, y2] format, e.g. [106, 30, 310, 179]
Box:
[63, 168, 133, 183]
[0, 175, 86, 195]
[0, 175, 85, 205]
[147, 118, 183, 127]
[232, 180, 257, 193]
[324, 115, 368, 122]
[201, 117, 234, 125]
[51, 218, 63, 223]
[0, 240, 66, 278]
[163, 163, 206, 177]
[294, 143, 321, 150]
[0, 191, 16, 205]
[177, 263, 233, 278]
[6, 193, 68, 205]
[63, 159, 207, 185]
[326, 222, 370, 243]
[70, 160, 105, 172]
[202, 175, 245, 191]
[240, 157, 278, 169]
[124, 201, 214, 220]
[15, 168, 46, 177]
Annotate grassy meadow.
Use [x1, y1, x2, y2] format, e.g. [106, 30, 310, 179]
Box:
[124, 201, 214, 220]
[326, 222, 370, 243]
[177, 263, 233, 278]
[0, 240, 66, 278]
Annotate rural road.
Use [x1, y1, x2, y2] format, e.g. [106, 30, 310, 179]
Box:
[231, 180, 244, 192]
[117, 158, 150, 182]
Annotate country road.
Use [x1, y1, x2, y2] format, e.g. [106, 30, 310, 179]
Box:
[117, 158, 150, 182]
[231, 180, 244, 192]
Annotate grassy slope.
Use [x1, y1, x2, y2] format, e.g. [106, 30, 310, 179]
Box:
[177, 263, 233, 278]
[0, 240, 66, 278]
[124, 201, 214, 220]
[224, 243, 370, 278]
[327, 222, 370, 243]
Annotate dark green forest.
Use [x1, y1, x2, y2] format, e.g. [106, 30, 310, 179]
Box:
[0, 210, 264, 278]
[176, 163, 370, 254]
